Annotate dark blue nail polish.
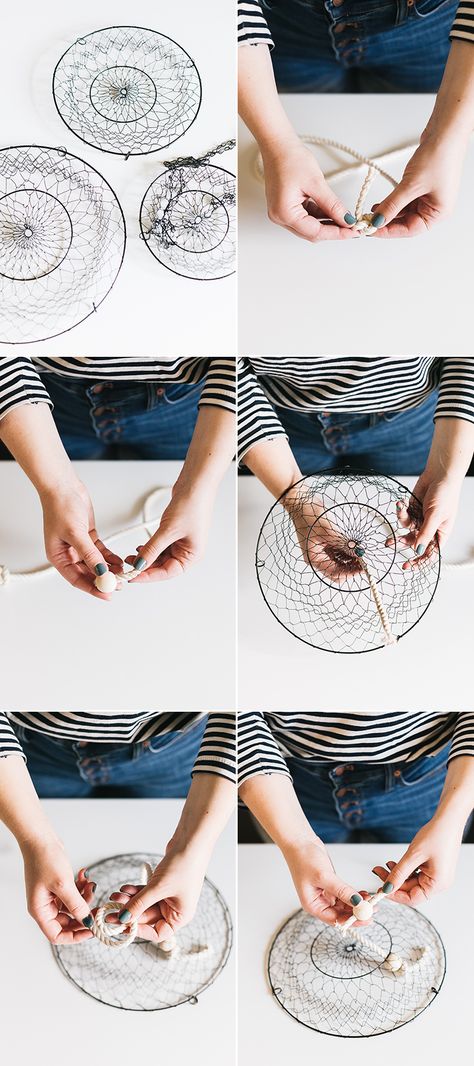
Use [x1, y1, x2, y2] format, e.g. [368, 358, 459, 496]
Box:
[354, 547, 365, 558]
[118, 909, 132, 924]
[133, 556, 146, 572]
[344, 212, 356, 226]
[94, 563, 107, 576]
[382, 882, 394, 895]
[416, 544, 425, 556]
[82, 915, 93, 928]
[84, 870, 89, 879]
[350, 893, 362, 906]
[372, 213, 385, 229]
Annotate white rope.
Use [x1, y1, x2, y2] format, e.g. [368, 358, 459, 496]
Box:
[92, 861, 177, 955]
[361, 560, 398, 647]
[0, 486, 170, 587]
[335, 894, 427, 979]
[253, 136, 418, 234]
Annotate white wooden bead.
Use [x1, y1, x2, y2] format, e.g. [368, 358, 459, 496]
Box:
[385, 953, 403, 972]
[94, 571, 118, 593]
[352, 899, 374, 921]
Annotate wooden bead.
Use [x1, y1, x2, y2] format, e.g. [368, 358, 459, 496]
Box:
[94, 571, 118, 593]
[352, 899, 374, 921]
[385, 953, 403, 972]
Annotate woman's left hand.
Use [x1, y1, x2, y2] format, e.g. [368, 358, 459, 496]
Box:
[372, 815, 462, 905]
[125, 487, 214, 582]
[393, 470, 462, 569]
[371, 128, 468, 238]
[106, 848, 208, 942]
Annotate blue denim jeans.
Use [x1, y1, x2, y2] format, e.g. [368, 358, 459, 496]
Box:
[275, 390, 437, 475]
[14, 718, 207, 798]
[261, 0, 456, 91]
[288, 742, 450, 841]
[40, 375, 204, 460]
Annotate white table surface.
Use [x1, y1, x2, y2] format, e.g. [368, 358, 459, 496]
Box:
[0, 461, 235, 709]
[0, 0, 236, 356]
[0, 800, 235, 1066]
[239, 842, 472, 1064]
[238, 95, 473, 355]
[238, 474, 474, 710]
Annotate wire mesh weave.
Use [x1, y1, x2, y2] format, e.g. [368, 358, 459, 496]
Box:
[256, 470, 440, 654]
[52, 26, 201, 156]
[268, 902, 445, 1038]
[53, 853, 232, 1011]
[140, 162, 236, 280]
[0, 145, 125, 344]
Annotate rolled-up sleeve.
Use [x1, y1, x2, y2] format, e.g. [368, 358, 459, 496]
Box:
[192, 713, 236, 782]
[434, 358, 474, 424]
[238, 358, 287, 462]
[0, 714, 25, 759]
[238, 712, 291, 786]
[199, 359, 236, 413]
[238, 1, 274, 47]
[0, 358, 52, 423]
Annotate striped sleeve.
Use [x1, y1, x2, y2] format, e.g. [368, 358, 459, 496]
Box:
[238, 1, 274, 47]
[199, 359, 236, 413]
[238, 713, 291, 785]
[450, 3, 474, 42]
[435, 358, 474, 424]
[0, 714, 25, 759]
[192, 713, 236, 782]
[0, 358, 52, 422]
[449, 714, 474, 759]
[238, 358, 287, 462]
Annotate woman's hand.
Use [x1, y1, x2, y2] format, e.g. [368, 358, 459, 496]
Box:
[40, 479, 123, 598]
[393, 473, 462, 570]
[372, 814, 463, 906]
[285, 488, 367, 582]
[262, 139, 357, 243]
[125, 486, 214, 582]
[22, 839, 95, 943]
[372, 128, 468, 239]
[107, 847, 208, 943]
[283, 839, 364, 926]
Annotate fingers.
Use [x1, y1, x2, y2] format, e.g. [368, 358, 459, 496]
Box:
[69, 529, 109, 577]
[306, 179, 352, 229]
[115, 881, 161, 924]
[372, 175, 421, 230]
[376, 848, 422, 897]
[55, 878, 93, 926]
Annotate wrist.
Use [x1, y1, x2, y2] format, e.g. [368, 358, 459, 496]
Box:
[279, 829, 323, 862]
[37, 468, 84, 505]
[18, 824, 62, 856]
[260, 127, 303, 161]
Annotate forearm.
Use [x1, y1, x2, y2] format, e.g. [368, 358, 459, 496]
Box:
[434, 755, 474, 826]
[169, 774, 235, 862]
[238, 43, 298, 154]
[0, 756, 58, 852]
[242, 436, 302, 498]
[0, 403, 76, 498]
[173, 407, 235, 499]
[426, 40, 474, 143]
[239, 773, 317, 854]
[426, 417, 474, 482]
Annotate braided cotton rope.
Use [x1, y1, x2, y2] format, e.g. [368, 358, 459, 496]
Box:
[338, 924, 427, 979]
[0, 486, 170, 587]
[253, 136, 418, 234]
[92, 861, 177, 955]
[360, 560, 398, 647]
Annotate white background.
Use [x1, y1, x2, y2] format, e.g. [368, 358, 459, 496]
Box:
[238, 474, 474, 710]
[0, 460, 235, 709]
[238, 94, 473, 355]
[0, 0, 236, 356]
[0, 799, 235, 1066]
[239, 842, 473, 1064]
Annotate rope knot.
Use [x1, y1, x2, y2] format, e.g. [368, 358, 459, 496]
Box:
[354, 213, 378, 236]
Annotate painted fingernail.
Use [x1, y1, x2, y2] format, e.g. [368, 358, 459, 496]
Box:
[396, 502, 402, 511]
[118, 909, 132, 924]
[382, 882, 394, 894]
[82, 915, 93, 928]
[133, 556, 147, 572]
[94, 563, 107, 576]
[416, 544, 425, 556]
[371, 213, 385, 229]
[344, 212, 356, 226]
[84, 870, 89, 879]
[350, 893, 362, 905]
[354, 547, 365, 557]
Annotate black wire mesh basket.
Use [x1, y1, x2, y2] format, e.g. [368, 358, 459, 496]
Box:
[140, 160, 236, 280]
[0, 145, 125, 344]
[268, 903, 445, 1038]
[52, 853, 233, 1011]
[52, 25, 202, 157]
[256, 470, 441, 654]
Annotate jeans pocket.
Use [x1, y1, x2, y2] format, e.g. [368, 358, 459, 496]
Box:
[161, 380, 203, 406]
[145, 730, 184, 754]
[398, 756, 447, 787]
[412, 0, 454, 17]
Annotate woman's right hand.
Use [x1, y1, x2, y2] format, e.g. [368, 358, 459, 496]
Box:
[285, 489, 365, 583]
[262, 139, 357, 243]
[22, 839, 95, 943]
[40, 479, 123, 599]
[283, 838, 362, 926]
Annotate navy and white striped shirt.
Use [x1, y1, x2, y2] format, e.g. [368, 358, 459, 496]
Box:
[238, 357, 474, 461]
[0, 712, 236, 782]
[238, 712, 474, 785]
[0, 358, 236, 423]
[238, 1, 474, 48]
